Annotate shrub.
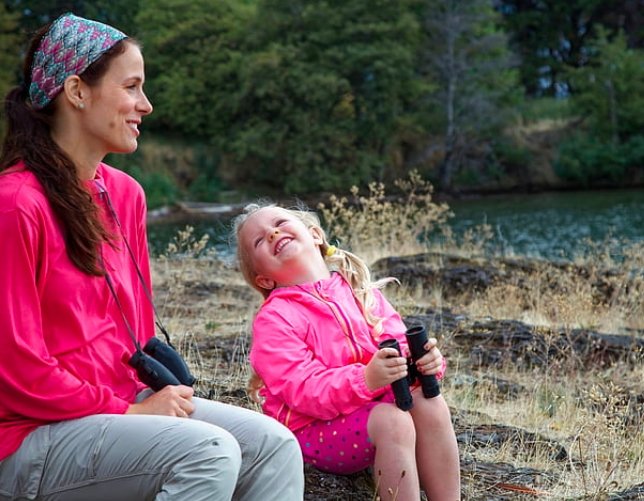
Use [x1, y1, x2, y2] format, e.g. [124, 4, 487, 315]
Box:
[555, 133, 644, 185]
[317, 170, 452, 263]
[129, 167, 180, 209]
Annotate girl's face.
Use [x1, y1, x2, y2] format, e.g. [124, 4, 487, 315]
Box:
[79, 42, 153, 156]
[239, 207, 324, 290]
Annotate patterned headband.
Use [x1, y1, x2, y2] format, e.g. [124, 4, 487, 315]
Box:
[29, 13, 127, 110]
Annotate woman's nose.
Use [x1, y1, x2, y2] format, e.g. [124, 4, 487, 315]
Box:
[268, 229, 279, 242]
[138, 91, 153, 115]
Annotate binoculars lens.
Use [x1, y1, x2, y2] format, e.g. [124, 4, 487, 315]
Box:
[128, 350, 181, 392]
[128, 337, 196, 392]
[143, 337, 196, 386]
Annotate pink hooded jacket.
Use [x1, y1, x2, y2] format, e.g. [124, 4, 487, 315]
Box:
[249, 272, 445, 432]
[0, 162, 154, 461]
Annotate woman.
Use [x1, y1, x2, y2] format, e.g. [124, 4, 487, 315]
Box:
[0, 13, 303, 501]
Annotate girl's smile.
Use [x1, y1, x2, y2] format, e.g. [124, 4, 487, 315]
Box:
[273, 236, 293, 255]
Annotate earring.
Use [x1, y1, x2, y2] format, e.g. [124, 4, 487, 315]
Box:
[77, 102, 85, 110]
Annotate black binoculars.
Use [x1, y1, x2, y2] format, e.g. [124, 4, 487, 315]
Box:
[128, 337, 196, 392]
[378, 324, 441, 411]
[378, 338, 414, 411]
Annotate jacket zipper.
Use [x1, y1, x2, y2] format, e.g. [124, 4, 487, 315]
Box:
[309, 284, 364, 363]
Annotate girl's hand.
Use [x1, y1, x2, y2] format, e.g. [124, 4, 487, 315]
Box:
[126, 385, 195, 417]
[364, 347, 408, 392]
[414, 338, 443, 376]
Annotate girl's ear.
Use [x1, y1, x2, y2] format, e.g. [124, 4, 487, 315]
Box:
[310, 226, 325, 246]
[255, 275, 275, 291]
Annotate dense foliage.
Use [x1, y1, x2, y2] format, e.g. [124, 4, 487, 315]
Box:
[556, 32, 644, 184]
[0, 3, 19, 138]
[1, 0, 642, 204]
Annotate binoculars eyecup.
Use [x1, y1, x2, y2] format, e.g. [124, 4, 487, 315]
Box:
[128, 350, 182, 392]
[143, 337, 196, 386]
[405, 325, 440, 398]
[378, 338, 413, 411]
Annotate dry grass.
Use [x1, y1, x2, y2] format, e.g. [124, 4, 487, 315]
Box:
[318, 170, 453, 264]
[461, 253, 644, 333]
[151, 175, 643, 499]
[446, 364, 643, 496]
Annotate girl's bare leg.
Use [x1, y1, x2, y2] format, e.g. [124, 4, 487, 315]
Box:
[410, 391, 461, 500]
[367, 403, 420, 501]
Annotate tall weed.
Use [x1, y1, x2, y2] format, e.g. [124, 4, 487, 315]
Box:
[318, 170, 453, 264]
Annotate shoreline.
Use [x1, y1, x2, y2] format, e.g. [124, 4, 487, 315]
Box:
[147, 184, 644, 224]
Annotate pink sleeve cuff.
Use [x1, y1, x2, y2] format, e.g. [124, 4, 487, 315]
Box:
[355, 368, 387, 400]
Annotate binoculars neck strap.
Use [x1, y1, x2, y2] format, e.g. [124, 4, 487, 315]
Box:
[101, 259, 142, 353]
[96, 180, 173, 348]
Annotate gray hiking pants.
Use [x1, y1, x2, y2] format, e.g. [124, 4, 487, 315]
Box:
[0, 395, 304, 500]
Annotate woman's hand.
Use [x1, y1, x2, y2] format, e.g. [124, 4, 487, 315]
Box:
[364, 347, 408, 392]
[126, 385, 195, 417]
[414, 338, 443, 376]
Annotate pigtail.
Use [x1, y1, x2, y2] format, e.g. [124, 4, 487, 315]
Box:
[321, 242, 396, 336]
[247, 369, 265, 404]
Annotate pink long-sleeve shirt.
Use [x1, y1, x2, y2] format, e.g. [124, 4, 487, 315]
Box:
[250, 272, 445, 432]
[0, 162, 154, 461]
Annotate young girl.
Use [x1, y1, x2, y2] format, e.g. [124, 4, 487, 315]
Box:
[234, 203, 461, 500]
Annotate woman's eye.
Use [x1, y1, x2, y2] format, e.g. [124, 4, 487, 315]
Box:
[254, 237, 263, 248]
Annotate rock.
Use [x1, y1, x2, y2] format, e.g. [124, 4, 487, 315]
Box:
[608, 482, 644, 500]
[460, 458, 559, 499]
[372, 252, 642, 309]
[454, 422, 568, 461]
[406, 310, 644, 369]
[304, 464, 374, 500]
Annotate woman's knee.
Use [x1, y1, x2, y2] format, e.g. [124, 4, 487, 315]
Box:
[245, 414, 301, 461]
[173, 419, 243, 471]
[153, 423, 243, 500]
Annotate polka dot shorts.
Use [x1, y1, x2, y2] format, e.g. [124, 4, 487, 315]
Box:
[294, 391, 395, 474]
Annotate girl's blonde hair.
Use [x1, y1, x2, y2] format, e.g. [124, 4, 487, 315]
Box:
[232, 202, 396, 403]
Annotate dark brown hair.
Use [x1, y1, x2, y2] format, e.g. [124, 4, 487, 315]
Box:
[0, 23, 136, 276]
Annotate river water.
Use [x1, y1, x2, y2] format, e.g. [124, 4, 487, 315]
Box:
[147, 188, 644, 262]
[447, 188, 643, 261]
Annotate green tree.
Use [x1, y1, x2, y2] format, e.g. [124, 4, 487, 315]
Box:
[569, 31, 644, 143]
[136, 0, 251, 135]
[417, 0, 520, 191]
[136, 0, 252, 198]
[498, 0, 643, 96]
[230, 0, 423, 192]
[0, 3, 20, 138]
[556, 32, 644, 183]
[4, 0, 141, 36]
[138, 0, 424, 194]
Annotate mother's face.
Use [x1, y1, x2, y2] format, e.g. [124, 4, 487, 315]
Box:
[78, 42, 153, 157]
